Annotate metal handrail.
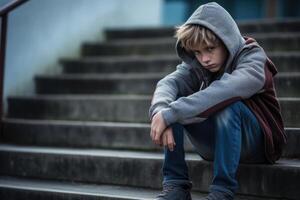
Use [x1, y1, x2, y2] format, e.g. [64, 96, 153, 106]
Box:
[0, 0, 29, 16]
[0, 0, 29, 135]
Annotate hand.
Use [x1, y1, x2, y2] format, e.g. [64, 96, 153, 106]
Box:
[150, 111, 167, 145]
[162, 127, 176, 151]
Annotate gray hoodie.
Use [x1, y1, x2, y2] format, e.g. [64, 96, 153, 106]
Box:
[149, 2, 286, 163]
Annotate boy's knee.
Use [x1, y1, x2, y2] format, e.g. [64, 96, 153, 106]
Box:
[217, 101, 242, 116]
[214, 101, 243, 125]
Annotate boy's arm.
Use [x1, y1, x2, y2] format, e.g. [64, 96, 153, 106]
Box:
[149, 62, 198, 120]
[160, 46, 267, 126]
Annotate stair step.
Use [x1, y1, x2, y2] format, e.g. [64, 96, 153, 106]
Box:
[105, 19, 300, 40]
[34, 72, 300, 97]
[0, 176, 156, 200]
[7, 96, 300, 127]
[0, 176, 282, 200]
[82, 38, 177, 56]
[105, 26, 174, 40]
[274, 72, 300, 97]
[82, 33, 300, 56]
[7, 94, 150, 123]
[61, 55, 180, 74]
[0, 145, 299, 199]
[61, 52, 300, 74]
[34, 73, 161, 95]
[1, 118, 157, 150]
[2, 118, 299, 158]
[239, 19, 300, 33]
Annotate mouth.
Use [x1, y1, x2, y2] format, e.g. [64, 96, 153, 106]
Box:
[205, 64, 217, 69]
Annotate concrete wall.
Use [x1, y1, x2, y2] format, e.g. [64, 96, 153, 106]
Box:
[1, 0, 163, 113]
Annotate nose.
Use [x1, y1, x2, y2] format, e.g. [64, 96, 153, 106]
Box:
[201, 53, 210, 64]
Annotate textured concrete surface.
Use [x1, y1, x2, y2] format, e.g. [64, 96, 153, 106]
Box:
[0, 176, 283, 200]
[2, 118, 300, 158]
[34, 72, 300, 97]
[105, 19, 300, 40]
[0, 145, 299, 199]
[82, 34, 300, 56]
[60, 52, 300, 74]
[7, 96, 300, 127]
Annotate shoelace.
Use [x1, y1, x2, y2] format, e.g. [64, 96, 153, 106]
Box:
[156, 185, 175, 198]
[203, 192, 230, 200]
[157, 185, 192, 199]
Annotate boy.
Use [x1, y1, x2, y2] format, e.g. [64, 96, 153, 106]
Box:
[149, 2, 286, 200]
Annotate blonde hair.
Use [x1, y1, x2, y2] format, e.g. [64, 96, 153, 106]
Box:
[175, 24, 221, 51]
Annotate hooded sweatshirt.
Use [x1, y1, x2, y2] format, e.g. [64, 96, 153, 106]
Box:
[149, 2, 286, 164]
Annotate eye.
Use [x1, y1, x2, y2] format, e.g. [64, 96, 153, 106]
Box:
[207, 46, 215, 52]
[194, 51, 201, 55]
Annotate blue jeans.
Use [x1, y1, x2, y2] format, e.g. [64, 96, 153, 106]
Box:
[162, 101, 267, 197]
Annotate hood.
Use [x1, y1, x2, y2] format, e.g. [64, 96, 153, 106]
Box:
[176, 2, 245, 71]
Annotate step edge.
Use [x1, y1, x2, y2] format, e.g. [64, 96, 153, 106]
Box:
[0, 144, 299, 168]
[0, 176, 286, 200]
[0, 176, 151, 200]
[2, 118, 150, 127]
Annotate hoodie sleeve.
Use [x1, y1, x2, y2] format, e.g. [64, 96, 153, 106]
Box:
[149, 62, 199, 120]
[161, 45, 267, 126]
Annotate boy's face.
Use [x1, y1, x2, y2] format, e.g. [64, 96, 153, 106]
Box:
[192, 42, 228, 73]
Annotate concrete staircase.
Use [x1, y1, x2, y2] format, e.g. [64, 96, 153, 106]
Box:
[0, 19, 300, 199]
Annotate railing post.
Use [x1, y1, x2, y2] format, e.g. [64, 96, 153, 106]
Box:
[0, 0, 29, 138]
[0, 14, 8, 137]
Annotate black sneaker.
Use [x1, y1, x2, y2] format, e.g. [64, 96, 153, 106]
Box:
[199, 191, 233, 200]
[155, 182, 192, 200]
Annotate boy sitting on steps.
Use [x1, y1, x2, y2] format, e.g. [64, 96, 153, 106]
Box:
[149, 2, 286, 200]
